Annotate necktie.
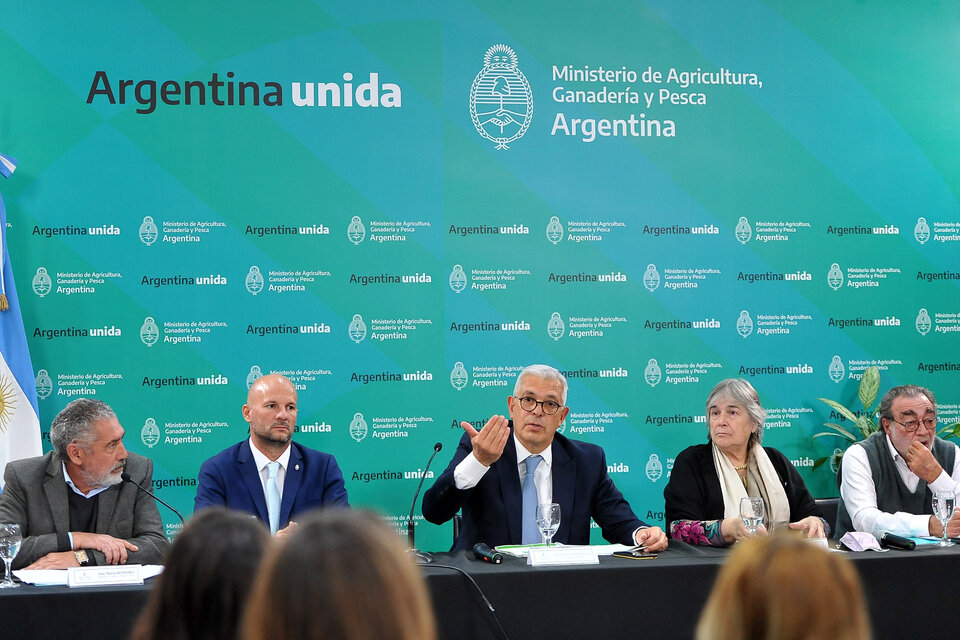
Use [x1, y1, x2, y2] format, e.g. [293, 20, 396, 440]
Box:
[266, 461, 281, 535]
[522, 455, 542, 544]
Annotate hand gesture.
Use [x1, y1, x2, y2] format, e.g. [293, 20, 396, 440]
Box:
[461, 415, 510, 466]
[906, 441, 943, 483]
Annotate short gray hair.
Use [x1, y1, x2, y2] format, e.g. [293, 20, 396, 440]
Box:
[514, 365, 568, 404]
[705, 379, 766, 448]
[50, 398, 116, 459]
[878, 385, 936, 424]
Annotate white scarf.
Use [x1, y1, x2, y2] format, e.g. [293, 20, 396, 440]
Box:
[712, 443, 791, 530]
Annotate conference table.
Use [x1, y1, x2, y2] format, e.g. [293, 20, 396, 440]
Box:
[1, 540, 954, 640]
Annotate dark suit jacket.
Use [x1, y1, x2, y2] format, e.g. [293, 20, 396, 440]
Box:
[193, 440, 349, 527]
[422, 426, 646, 551]
[0, 451, 170, 569]
[663, 443, 823, 534]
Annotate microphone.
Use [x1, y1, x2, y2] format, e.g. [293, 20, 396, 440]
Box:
[121, 471, 185, 524]
[473, 542, 503, 564]
[408, 442, 443, 563]
[879, 531, 916, 550]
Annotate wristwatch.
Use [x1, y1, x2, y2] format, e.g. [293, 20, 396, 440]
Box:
[74, 550, 92, 566]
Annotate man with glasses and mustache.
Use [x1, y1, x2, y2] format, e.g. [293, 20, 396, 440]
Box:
[423, 364, 668, 551]
[0, 398, 169, 569]
[836, 384, 960, 538]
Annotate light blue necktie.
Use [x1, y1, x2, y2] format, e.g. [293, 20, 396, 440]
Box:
[266, 461, 281, 535]
[521, 455, 542, 544]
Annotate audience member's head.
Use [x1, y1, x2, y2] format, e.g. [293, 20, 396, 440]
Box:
[242, 509, 437, 640]
[696, 534, 871, 640]
[130, 507, 270, 640]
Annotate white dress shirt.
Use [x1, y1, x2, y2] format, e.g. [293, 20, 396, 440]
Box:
[454, 434, 554, 505]
[248, 437, 292, 500]
[840, 434, 960, 537]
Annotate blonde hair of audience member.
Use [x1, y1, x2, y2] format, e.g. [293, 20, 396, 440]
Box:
[130, 507, 271, 640]
[696, 534, 871, 640]
[243, 509, 437, 640]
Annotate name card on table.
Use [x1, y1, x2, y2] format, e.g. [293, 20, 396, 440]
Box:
[527, 546, 599, 567]
[67, 564, 144, 588]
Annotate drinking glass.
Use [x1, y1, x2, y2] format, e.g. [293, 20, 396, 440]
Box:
[739, 497, 765, 536]
[536, 503, 561, 546]
[932, 490, 955, 547]
[0, 523, 22, 589]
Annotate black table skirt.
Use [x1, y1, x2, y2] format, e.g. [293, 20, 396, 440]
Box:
[2, 540, 955, 640]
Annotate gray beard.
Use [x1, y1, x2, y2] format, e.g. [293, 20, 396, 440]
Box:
[84, 467, 123, 489]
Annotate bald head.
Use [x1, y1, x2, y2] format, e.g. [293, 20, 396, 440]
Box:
[247, 374, 297, 403]
[244, 374, 298, 458]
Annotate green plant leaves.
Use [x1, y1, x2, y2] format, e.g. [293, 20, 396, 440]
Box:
[858, 366, 880, 411]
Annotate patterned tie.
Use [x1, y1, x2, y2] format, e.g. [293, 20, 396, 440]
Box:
[266, 461, 281, 535]
[521, 455, 542, 544]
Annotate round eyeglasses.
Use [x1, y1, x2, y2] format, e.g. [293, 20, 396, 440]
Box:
[515, 396, 563, 415]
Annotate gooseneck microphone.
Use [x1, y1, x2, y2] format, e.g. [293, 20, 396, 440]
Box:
[408, 442, 443, 563]
[121, 471, 185, 524]
[473, 542, 503, 564]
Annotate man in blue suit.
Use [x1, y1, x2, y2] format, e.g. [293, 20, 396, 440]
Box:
[194, 374, 348, 535]
[422, 364, 667, 552]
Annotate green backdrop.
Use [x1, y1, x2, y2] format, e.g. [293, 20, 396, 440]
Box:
[2, 0, 959, 551]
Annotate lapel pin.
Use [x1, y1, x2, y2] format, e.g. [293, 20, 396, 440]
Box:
[295, 464, 300, 471]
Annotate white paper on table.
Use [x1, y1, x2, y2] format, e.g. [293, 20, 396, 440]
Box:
[495, 543, 635, 558]
[15, 564, 164, 586]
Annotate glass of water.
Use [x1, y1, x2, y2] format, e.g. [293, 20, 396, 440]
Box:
[0, 523, 22, 588]
[739, 497, 765, 536]
[536, 503, 561, 546]
[932, 490, 955, 547]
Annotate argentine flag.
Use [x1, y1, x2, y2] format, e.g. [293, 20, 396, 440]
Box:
[0, 153, 42, 488]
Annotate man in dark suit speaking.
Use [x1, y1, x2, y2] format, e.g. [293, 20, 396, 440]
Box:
[194, 373, 348, 535]
[423, 364, 667, 552]
[0, 398, 169, 569]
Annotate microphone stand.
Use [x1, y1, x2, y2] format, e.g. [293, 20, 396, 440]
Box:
[408, 442, 442, 563]
[121, 471, 185, 524]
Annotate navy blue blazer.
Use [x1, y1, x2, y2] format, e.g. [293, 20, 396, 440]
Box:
[194, 440, 349, 527]
[422, 425, 646, 551]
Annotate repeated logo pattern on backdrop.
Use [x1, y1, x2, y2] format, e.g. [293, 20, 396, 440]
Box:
[3, 1, 960, 549]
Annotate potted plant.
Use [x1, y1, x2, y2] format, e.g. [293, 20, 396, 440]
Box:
[812, 366, 881, 475]
[813, 366, 960, 475]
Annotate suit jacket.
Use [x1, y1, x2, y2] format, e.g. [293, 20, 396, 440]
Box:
[663, 443, 823, 534]
[422, 426, 646, 551]
[194, 440, 349, 527]
[0, 451, 169, 569]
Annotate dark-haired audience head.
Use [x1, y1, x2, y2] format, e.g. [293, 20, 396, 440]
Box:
[242, 509, 437, 640]
[131, 507, 270, 640]
[696, 534, 871, 640]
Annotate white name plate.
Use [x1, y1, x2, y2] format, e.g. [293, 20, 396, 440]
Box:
[527, 546, 599, 566]
[67, 564, 144, 588]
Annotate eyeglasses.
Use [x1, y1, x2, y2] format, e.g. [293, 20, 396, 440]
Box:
[515, 396, 563, 415]
[889, 416, 938, 432]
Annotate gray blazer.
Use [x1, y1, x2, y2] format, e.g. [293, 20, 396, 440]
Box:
[0, 451, 170, 569]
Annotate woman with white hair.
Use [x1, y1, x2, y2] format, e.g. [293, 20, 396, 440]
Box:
[663, 379, 827, 545]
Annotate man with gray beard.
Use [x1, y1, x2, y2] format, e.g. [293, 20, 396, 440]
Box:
[0, 398, 169, 569]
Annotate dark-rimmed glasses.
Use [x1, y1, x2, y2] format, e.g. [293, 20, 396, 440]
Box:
[515, 396, 562, 415]
[889, 416, 938, 432]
